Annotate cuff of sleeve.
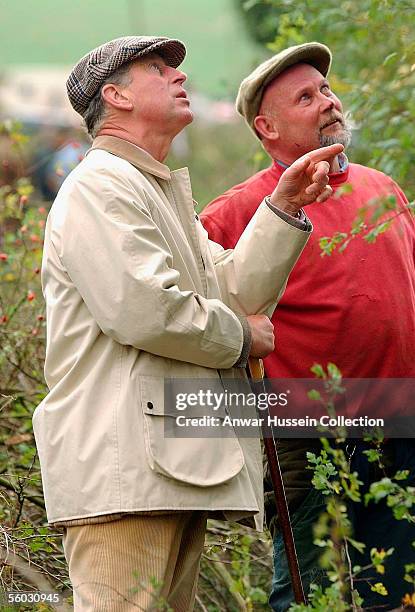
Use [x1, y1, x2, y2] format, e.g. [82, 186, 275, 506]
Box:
[265, 197, 312, 232]
[233, 315, 252, 368]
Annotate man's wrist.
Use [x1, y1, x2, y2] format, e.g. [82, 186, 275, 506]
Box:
[265, 197, 311, 232]
[268, 197, 299, 217]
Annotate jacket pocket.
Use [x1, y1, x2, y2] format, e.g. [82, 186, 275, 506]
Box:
[139, 376, 245, 487]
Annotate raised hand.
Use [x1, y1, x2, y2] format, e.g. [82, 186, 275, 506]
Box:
[270, 144, 344, 216]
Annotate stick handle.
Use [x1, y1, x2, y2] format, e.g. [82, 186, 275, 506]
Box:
[248, 357, 264, 379]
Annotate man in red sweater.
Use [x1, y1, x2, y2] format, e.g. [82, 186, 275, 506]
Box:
[201, 43, 415, 610]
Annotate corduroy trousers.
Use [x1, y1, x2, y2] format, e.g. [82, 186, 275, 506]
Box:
[63, 511, 208, 611]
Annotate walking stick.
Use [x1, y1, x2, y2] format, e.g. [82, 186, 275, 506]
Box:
[248, 357, 306, 605]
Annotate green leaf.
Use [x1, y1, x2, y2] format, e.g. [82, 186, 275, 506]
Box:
[308, 389, 321, 401]
[363, 448, 382, 463]
[383, 52, 398, 65]
[394, 470, 410, 481]
[370, 582, 388, 596]
[347, 537, 366, 554]
[327, 362, 342, 381]
[311, 363, 326, 379]
[334, 183, 353, 197]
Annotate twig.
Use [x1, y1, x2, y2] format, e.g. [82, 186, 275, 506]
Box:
[195, 593, 209, 612]
[0, 547, 72, 612]
[3, 353, 44, 385]
[0, 395, 15, 413]
[202, 555, 234, 564]
[344, 537, 357, 610]
[210, 560, 248, 611]
[13, 477, 26, 528]
[0, 476, 45, 509]
[198, 571, 228, 610]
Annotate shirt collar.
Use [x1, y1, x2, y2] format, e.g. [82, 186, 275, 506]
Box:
[274, 152, 349, 174]
[87, 135, 172, 180]
[337, 152, 349, 172]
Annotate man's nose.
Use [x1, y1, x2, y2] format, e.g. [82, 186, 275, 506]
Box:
[319, 93, 335, 112]
[171, 68, 187, 85]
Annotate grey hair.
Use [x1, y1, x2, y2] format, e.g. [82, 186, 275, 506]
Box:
[83, 63, 133, 139]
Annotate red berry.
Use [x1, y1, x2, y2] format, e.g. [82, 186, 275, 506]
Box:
[37, 314, 44, 321]
[0, 253, 8, 261]
[1, 315, 8, 323]
[20, 195, 28, 205]
[27, 291, 35, 302]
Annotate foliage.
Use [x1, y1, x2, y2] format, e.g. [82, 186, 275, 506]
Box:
[0, 122, 70, 611]
[235, 0, 415, 201]
[318, 191, 415, 256]
[200, 524, 272, 610]
[292, 364, 415, 610]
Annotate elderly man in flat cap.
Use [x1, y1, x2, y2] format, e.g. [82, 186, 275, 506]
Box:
[32, 36, 343, 611]
[202, 43, 415, 611]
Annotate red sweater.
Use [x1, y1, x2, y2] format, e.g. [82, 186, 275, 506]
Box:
[201, 162, 415, 378]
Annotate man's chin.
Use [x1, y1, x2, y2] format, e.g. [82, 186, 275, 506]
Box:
[172, 111, 194, 139]
[319, 123, 352, 149]
[320, 132, 351, 149]
[182, 109, 194, 126]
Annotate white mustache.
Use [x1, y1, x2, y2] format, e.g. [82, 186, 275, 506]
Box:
[320, 116, 344, 129]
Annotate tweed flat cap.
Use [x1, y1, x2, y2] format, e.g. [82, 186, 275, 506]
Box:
[236, 42, 332, 136]
[67, 36, 186, 117]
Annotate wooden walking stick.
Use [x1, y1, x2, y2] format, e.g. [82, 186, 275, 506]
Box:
[248, 357, 306, 605]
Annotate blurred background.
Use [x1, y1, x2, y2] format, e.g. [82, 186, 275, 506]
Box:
[0, 2, 414, 608]
[0, 0, 269, 207]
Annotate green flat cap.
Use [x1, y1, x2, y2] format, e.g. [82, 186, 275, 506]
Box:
[236, 42, 332, 137]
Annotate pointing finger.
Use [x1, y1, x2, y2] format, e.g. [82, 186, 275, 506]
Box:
[307, 143, 344, 165]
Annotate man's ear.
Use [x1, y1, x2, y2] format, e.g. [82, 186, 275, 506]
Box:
[101, 83, 133, 111]
[254, 115, 279, 141]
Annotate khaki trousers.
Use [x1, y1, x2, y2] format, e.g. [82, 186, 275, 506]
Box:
[63, 511, 208, 611]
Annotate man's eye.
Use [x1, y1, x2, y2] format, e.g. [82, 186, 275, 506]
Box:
[150, 63, 162, 74]
[300, 93, 310, 102]
[321, 85, 331, 94]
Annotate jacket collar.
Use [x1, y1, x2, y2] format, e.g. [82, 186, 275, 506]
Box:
[88, 135, 172, 180]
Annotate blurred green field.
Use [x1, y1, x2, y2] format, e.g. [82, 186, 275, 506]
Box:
[0, 0, 265, 98]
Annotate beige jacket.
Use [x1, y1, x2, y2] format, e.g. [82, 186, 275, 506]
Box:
[33, 136, 310, 528]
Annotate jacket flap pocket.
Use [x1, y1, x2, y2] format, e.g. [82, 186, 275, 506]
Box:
[140, 376, 245, 487]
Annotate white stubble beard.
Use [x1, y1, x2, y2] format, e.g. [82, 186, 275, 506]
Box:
[319, 117, 353, 149]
